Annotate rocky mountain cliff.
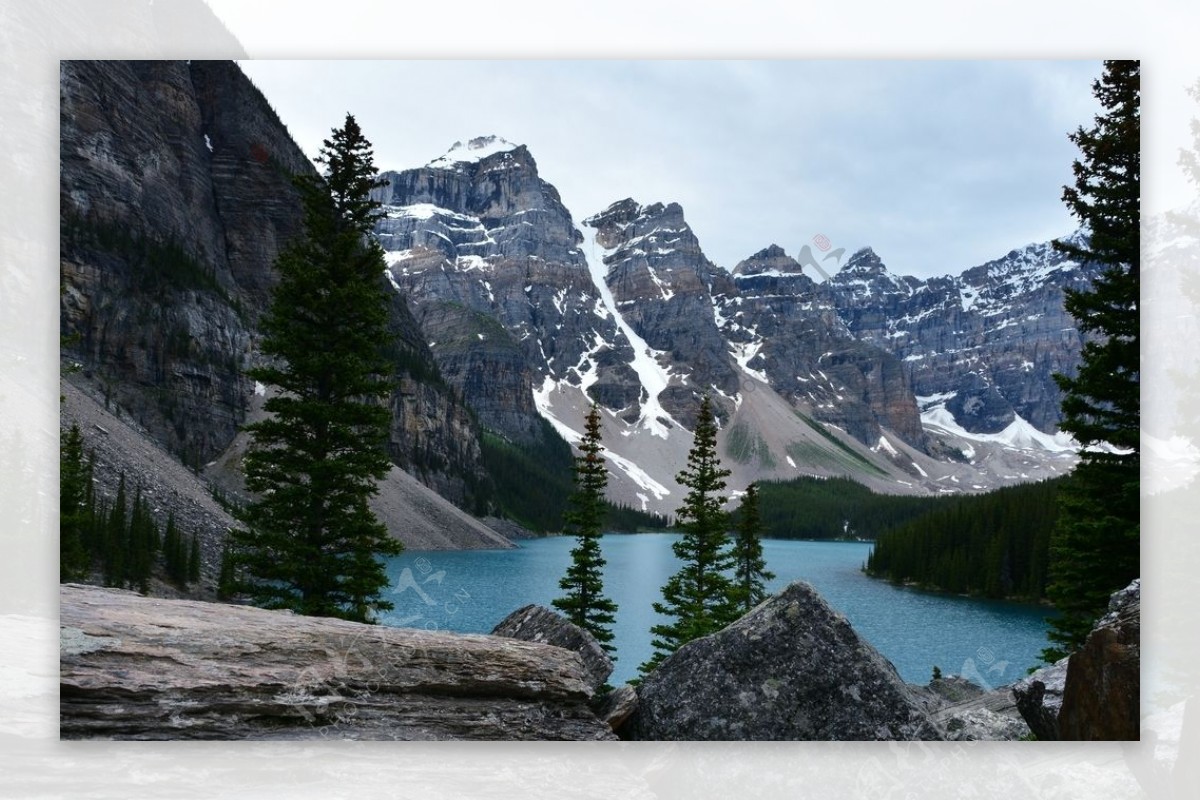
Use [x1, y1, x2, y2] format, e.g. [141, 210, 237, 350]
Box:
[375, 135, 1092, 512]
[825, 237, 1097, 435]
[59, 60, 489, 509]
[60, 60, 1095, 526]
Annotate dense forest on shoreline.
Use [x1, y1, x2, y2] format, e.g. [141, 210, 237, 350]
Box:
[753, 476, 943, 540]
[864, 477, 1064, 601]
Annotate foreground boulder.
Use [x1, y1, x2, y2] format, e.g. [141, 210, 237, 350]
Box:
[1058, 579, 1140, 740]
[923, 678, 1031, 741]
[594, 684, 638, 734]
[60, 584, 614, 740]
[1012, 658, 1069, 740]
[491, 604, 614, 691]
[625, 581, 943, 740]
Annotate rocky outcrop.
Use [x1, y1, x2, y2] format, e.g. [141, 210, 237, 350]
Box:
[491, 604, 613, 691]
[1012, 658, 1070, 740]
[625, 581, 942, 740]
[60, 584, 613, 740]
[726, 245, 924, 448]
[825, 240, 1099, 434]
[918, 677, 1031, 741]
[595, 684, 638, 733]
[1058, 579, 1140, 740]
[60, 59, 489, 508]
[584, 199, 740, 426]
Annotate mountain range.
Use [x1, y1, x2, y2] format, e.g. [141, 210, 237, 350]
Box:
[60, 61, 1094, 531]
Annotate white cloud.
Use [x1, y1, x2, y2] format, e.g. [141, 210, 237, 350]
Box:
[239, 59, 1102, 279]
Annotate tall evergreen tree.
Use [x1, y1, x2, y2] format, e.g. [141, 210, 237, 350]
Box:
[103, 474, 128, 587]
[552, 403, 618, 653]
[1043, 60, 1140, 661]
[232, 114, 401, 623]
[60, 423, 91, 581]
[642, 396, 737, 674]
[731, 482, 774, 613]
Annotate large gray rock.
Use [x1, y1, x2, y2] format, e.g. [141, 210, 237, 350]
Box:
[491, 604, 613, 692]
[1012, 657, 1070, 740]
[60, 584, 614, 740]
[626, 581, 943, 740]
[1059, 579, 1140, 740]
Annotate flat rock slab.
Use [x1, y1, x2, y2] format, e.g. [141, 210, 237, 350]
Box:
[60, 584, 614, 740]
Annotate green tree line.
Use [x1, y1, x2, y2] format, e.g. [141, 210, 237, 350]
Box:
[754, 476, 942, 540]
[864, 477, 1064, 601]
[61, 423, 202, 591]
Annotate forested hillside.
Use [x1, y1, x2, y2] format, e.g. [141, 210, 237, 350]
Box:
[754, 477, 941, 540]
[864, 477, 1063, 601]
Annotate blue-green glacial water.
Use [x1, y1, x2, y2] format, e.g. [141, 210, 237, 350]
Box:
[380, 533, 1052, 688]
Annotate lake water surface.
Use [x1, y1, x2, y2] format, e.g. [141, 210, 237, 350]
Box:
[379, 534, 1053, 687]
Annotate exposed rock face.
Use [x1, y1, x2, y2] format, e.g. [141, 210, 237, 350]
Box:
[726, 245, 924, 447]
[491, 604, 614, 692]
[626, 581, 942, 740]
[584, 199, 740, 426]
[595, 684, 638, 733]
[60, 59, 488, 507]
[60, 59, 290, 466]
[1058, 579, 1140, 740]
[1012, 657, 1070, 740]
[825, 240, 1099, 434]
[376, 138, 641, 445]
[60, 584, 613, 740]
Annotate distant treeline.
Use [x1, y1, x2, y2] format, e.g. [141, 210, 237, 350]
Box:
[864, 477, 1064, 601]
[61, 424, 202, 591]
[755, 476, 942, 540]
[479, 421, 670, 534]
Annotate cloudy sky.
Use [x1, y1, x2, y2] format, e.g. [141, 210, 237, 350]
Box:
[238, 59, 1103, 279]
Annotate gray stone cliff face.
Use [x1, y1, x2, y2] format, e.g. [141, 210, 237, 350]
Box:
[825, 240, 1098, 434]
[726, 245, 925, 447]
[376, 139, 644, 442]
[60, 60, 486, 505]
[585, 199, 740, 427]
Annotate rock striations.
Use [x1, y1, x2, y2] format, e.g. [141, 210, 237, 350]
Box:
[60, 584, 613, 741]
[625, 581, 943, 740]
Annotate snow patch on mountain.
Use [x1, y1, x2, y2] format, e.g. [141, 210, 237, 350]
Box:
[532, 376, 671, 499]
[427, 135, 518, 169]
[576, 220, 679, 439]
[921, 402, 1076, 453]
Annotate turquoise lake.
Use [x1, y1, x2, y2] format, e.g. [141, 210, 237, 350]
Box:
[379, 534, 1053, 688]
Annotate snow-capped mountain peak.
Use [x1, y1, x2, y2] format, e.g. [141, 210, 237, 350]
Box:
[427, 135, 519, 169]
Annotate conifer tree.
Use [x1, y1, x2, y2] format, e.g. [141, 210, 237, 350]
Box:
[60, 423, 91, 581]
[103, 474, 128, 587]
[187, 535, 201, 584]
[642, 396, 737, 674]
[217, 543, 237, 601]
[552, 403, 618, 653]
[730, 482, 774, 613]
[233, 114, 401, 623]
[1043, 60, 1140, 661]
